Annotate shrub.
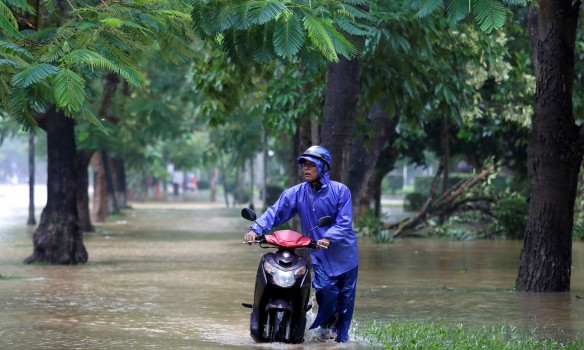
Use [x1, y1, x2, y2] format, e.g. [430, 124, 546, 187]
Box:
[404, 192, 426, 212]
[196, 179, 210, 190]
[414, 173, 472, 195]
[355, 211, 393, 243]
[265, 184, 284, 206]
[572, 221, 584, 241]
[492, 193, 528, 239]
[384, 175, 404, 195]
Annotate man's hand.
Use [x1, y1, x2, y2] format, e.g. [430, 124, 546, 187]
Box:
[316, 238, 330, 249]
[244, 231, 258, 245]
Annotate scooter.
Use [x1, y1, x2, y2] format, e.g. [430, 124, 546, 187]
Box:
[241, 208, 332, 343]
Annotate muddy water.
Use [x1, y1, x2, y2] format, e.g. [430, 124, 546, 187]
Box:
[1, 185, 584, 349]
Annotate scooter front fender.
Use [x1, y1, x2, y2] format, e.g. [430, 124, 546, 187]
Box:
[265, 298, 293, 312]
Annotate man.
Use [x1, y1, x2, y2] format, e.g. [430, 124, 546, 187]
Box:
[244, 145, 359, 343]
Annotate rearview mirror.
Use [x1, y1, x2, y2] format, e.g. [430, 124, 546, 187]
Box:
[317, 216, 333, 227]
[241, 208, 257, 221]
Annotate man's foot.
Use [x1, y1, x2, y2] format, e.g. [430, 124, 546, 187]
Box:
[318, 328, 337, 341]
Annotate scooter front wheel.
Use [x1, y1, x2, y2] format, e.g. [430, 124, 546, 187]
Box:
[266, 309, 290, 342]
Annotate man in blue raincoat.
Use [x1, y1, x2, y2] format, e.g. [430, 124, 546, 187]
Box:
[244, 145, 359, 343]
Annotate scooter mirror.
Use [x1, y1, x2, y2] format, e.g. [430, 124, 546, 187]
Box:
[317, 216, 333, 227]
[241, 208, 257, 221]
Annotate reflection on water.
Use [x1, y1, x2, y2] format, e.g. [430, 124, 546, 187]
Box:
[1, 185, 584, 348]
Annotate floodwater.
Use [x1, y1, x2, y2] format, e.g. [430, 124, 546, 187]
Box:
[1, 184, 584, 349]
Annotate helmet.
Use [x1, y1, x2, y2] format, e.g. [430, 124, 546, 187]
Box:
[297, 145, 332, 170]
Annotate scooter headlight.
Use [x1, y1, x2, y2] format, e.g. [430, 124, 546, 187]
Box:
[264, 261, 296, 287]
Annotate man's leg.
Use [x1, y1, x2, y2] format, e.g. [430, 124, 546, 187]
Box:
[309, 265, 339, 333]
[334, 266, 358, 343]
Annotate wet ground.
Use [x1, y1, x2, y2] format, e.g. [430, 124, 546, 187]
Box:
[1, 185, 584, 349]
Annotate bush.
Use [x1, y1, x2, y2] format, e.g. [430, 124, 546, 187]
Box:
[404, 192, 426, 212]
[265, 184, 285, 206]
[384, 175, 404, 195]
[355, 211, 393, 243]
[414, 173, 472, 195]
[572, 221, 584, 241]
[196, 179, 210, 190]
[492, 193, 528, 239]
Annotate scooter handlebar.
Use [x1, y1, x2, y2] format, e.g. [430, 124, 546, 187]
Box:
[243, 235, 265, 245]
[308, 240, 329, 250]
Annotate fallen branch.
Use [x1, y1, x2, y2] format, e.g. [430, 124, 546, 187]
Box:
[392, 165, 495, 238]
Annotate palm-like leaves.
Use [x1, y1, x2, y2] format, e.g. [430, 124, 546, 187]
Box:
[410, 0, 528, 33]
[192, 0, 374, 66]
[0, 0, 194, 130]
[273, 12, 304, 59]
[0, 0, 20, 38]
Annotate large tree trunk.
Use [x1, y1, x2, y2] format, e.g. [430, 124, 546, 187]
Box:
[348, 101, 399, 220]
[516, 3, 582, 292]
[367, 126, 401, 218]
[76, 150, 95, 232]
[24, 108, 88, 264]
[321, 56, 361, 182]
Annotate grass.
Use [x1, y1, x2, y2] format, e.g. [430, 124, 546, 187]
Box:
[357, 320, 583, 349]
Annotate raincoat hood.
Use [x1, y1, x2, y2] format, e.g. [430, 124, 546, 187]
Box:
[297, 156, 331, 185]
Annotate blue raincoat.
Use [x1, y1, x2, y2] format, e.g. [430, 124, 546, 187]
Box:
[249, 156, 359, 342]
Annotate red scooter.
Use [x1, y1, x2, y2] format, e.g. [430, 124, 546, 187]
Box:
[241, 208, 332, 343]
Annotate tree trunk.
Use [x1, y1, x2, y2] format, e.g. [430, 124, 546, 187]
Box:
[112, 157, 127, 208]
[24, 108, 88, 264]
[321, 56, 361, 183]
[249, 158, 254, 207]
[209, 167, 217, 202]
[262, 132, 267, 207]
[288, 127, 304, 189]
[219, 154, 230, 207]
[368, 133, 401, 218]
[27, 133, 36, 226]
[440, 116, 450, 194]
[348, 101, 399, 220]
[101, 150, 120, 213]
[516, 3, 582, 292]
[91, 152, 107, 222]
[439, 116, 450, 224]
[76, 150, 95, 232]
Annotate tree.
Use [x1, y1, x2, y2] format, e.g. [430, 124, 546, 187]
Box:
[515, 2, 581, 292]
[0, 0, 193, 264]
[191, 0, 374, 184]
[412, 0, 582, 292]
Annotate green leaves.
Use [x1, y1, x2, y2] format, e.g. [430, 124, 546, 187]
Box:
[12, 64, 59, 87]
[248, 0, 285, 25]
[60, 49, 144, 87]
[472, 0, 506, 33]
[303, 15, 337, 62]
[192, 0, 374, 66]
[0, 1, 21, 38]
[0, 0, 195, 131]
[273, 11, 304, 58]
[446, 0, 469, 26]
[54, 68, 85, 113]
[410, 0, 514, 33]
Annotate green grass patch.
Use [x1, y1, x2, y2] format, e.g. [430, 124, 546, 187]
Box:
[0, 275, 26, 280]
[12, 244, 33, 248]
[357, 320, 582, 349]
